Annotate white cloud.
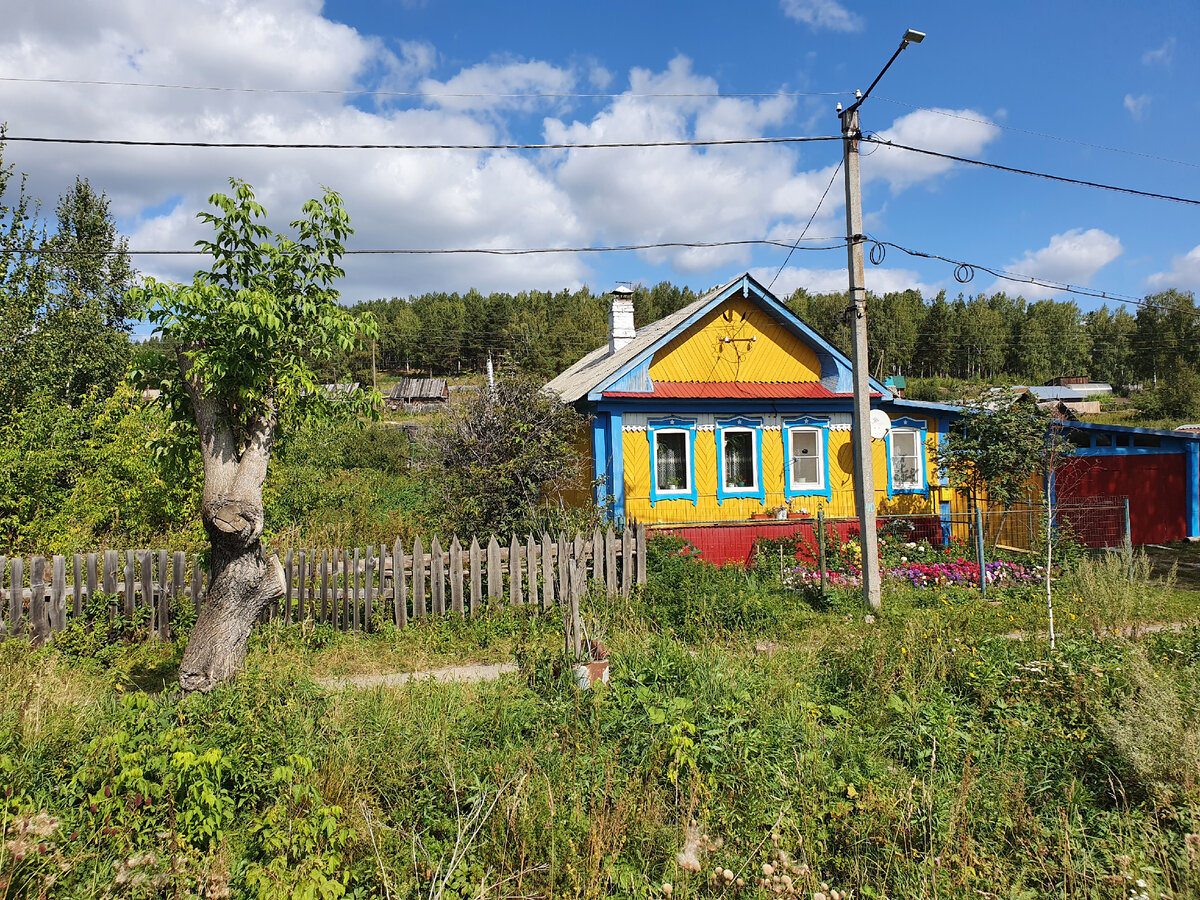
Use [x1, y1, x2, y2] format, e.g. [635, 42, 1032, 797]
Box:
[780, 0, 863, 32]
[543, 55, 821, 273]
[588, 65, 613, 90]
[419, 59, 576, 112]
[1147, 244, 1200, 291]
[1142, 38, 1175, 66]
[0, 0, 592, 298]
[1124, 93, 1151, 121]
[0, 2, 1008, 301]
[865, 108, 1000, 190]
[750, 265, 934, 298]
[988, 229, 1123, 299]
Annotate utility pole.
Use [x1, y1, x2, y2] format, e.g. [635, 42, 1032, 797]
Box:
[840, 103, 881, 613]
[838, 28, 925, 615]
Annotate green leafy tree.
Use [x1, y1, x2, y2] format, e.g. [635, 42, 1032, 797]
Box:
[935, 398, 1052, 511]
[0, 141, 49, 419]
[130, 180, 378, 692]
[42, 178, 138, 406]
[0, 144, 135, 418]
[1133, 290, 1197, 384]
[1015, 299, 1088, 383]
[1134, 360, 1200, 421]
[1085, 305, 1137, 388]
[867, 289, 922, 378]
[422, 370, 591, 536]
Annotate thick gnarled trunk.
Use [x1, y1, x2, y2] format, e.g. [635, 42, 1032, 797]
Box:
[179, 524, 284, 692]
[177, 350, 282, 692]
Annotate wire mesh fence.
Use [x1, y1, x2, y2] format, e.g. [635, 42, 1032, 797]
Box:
[646, 498, 1130, 579]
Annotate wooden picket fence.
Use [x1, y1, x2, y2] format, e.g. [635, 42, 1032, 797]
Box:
[0, 524, 648, 645]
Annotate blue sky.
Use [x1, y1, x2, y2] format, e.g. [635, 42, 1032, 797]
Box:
[2, 0, 1198, 324]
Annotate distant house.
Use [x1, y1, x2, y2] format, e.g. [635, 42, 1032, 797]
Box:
[1048, 376, 1113, 397]
[1014, 386, 1100, 415]
[387, 377, 449, 412]
[322, 382, 360, 399]
[544, 272, 1200, 554]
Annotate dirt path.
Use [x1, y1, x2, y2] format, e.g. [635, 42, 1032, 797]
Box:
[319, 661, 517, 690]
[1004, 620, 1194, 641]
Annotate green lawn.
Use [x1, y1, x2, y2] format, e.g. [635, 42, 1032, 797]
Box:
[1, 546, 1198, 899]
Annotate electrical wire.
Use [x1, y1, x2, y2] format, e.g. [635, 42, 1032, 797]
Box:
[3, 237, 848, 257]
[873, 96, 1200, 171]
[860, 137, 1200, 206]
[768, 159, 843, 290]
[0, 75, 853, 99]
[0, 134, 841, 151]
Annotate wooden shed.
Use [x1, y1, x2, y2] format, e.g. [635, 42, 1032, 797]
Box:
[387, 377, 449, 412]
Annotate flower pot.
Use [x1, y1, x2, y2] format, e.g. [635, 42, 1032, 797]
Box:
[574, 659, 609, 690]
[751, 513, 772, 520]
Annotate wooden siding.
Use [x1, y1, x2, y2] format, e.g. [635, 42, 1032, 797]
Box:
[647, 295, 823, 384]
[623, 417, 945, 523]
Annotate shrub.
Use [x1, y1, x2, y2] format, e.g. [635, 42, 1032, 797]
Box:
[641, 535, 787, 639]
[1095, 645, 1200, 803]
[1068, 548, 1175, 636]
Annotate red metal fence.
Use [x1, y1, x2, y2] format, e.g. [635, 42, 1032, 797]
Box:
[649, 499, 1129, 567]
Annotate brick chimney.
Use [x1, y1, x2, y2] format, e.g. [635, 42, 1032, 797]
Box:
[608, 285, 636, 354]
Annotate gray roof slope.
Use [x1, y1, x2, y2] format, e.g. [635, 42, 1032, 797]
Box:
[545, 276, 740, 404]
[1021, 385, 1086, 401]
[388, 377, 448, 401]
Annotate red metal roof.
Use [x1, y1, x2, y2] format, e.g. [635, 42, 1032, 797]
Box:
[602, 381, 877, 399]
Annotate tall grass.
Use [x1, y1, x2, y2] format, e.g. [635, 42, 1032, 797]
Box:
[1, 555, 1198, 899]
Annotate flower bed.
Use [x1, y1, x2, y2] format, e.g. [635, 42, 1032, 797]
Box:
[784, 537, 1052, 593]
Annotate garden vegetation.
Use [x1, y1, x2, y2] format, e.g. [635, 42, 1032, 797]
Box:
[1, 537, 1197, 899]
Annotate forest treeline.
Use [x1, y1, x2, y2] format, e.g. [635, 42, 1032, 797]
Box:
[348, 282, 1199, 389]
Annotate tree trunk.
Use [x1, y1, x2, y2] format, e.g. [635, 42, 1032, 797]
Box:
[179, 525, 284, 692]
[176, 350, 282, 692]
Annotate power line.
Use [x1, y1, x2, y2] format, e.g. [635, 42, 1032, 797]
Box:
[0, 134, 841, 151]
[873, 96, 1200, 171]
[7, 128, 1195, 210]
[866, 238, 1182, 313]
[769, 159, 843, 290]
[0, 75, 853, 100]
[4, 237, 848, 257]
[861, 137, 1200, 206]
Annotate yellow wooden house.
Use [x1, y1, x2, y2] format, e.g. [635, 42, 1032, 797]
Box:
[547, 273, 962, 527]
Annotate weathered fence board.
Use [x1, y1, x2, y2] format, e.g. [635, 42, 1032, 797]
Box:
[0, 523, 648, 642]
[469, 538, 481, 616]
[487, 537, 501, 605]
[509, 535, 522, 607]
[450, 537, 464, 616]
[413, 537, 426, 620]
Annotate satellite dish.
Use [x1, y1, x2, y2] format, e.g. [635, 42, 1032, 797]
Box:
[869, 409, 891, 441]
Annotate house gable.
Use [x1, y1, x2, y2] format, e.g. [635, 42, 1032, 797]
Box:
[592, 274, 880, 400]
[647, 293, 823, 384]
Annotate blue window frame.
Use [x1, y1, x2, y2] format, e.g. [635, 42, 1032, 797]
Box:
[648, 417, 698, 505]
[716, 415, 765, 504]
[783, 416, 832, 500]
[887, 416, 928, 496]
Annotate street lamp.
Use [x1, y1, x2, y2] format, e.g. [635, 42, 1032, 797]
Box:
[838, 29, 925, 614]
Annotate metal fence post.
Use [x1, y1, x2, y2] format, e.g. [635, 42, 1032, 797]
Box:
[1123, 497, 1133, 580]
[817, 510, 826, 597]
[974, 506, 987, 597]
